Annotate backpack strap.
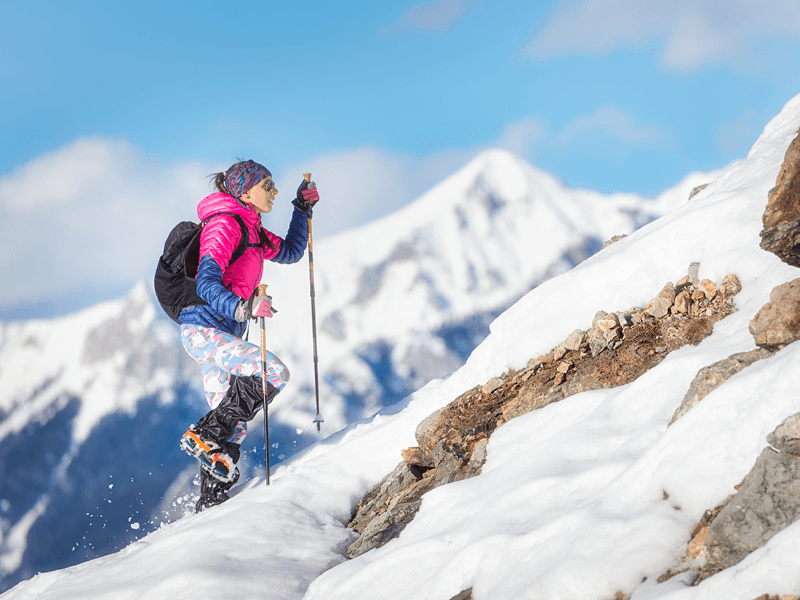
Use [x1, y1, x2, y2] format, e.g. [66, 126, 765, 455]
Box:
[201, 212, 251, 266]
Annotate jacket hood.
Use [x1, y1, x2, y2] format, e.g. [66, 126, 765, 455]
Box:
[197, 192, 260, 225]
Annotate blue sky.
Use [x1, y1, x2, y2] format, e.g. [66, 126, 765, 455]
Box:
[2, 0, 800, 318]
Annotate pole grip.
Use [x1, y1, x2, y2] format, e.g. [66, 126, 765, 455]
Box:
[257, 284, 268, 296]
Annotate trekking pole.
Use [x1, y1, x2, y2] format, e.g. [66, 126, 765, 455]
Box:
[302, 173, 324, 432]
[257, 283, 271, 485]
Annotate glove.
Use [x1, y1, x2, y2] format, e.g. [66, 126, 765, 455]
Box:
[292, 180, 319, 214]
[235, 294, 275, 322]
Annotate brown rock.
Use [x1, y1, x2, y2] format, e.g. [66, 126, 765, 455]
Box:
[700, 279, 718, 300]
[556, 361, 571, 374]
[401, 446, 434, 467]
[691, 289, 706, 302]
[601, 234, 627, 250]
[594, 313, 619, 331]
[658, 282, 677, 303]
[675, 290, 692, 314]
[687, 525, 708, 558]
[760, 128, 800, 267]
[749, 278, 800, 350]
[482, 376, 504, 394]
[719, 273, 742, 301]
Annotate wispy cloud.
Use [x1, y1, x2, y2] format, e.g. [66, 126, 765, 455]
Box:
[274, 145, 474, 237]
[0, 107, 669, 310]
[556, 106, 670, 149]
[523, 0, 800, 71]
[389, 0, 480, 35]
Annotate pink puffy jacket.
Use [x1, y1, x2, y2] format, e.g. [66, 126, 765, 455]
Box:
[178, 192, 309, 336]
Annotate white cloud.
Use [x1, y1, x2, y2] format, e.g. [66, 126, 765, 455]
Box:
[524, 0, 800, 70]
[0, 138, 476, 308]
[396, 0, 480, 34]
[0, 137, 214, 306]
[273, 146, 475, 239]
[556, 106, 670, 149]
[0, 108, 665, 310]
[495, 118, 549, 159]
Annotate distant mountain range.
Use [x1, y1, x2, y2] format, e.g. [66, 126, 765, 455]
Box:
[0, 148, 713, 591]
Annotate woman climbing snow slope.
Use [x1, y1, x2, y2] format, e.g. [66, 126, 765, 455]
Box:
[177, 159, 319, 511]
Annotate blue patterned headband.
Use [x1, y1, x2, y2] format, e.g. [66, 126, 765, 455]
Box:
[224, 160, 272, 198]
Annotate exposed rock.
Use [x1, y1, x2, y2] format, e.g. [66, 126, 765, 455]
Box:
[670, 348, 774, 425]
[767, 413, 800, 455]
[749, 278, 800, 350]
[695, 412, 800, 583]
[687, 526, 708, 558]
[562, 328, 585, 350]
[699, 279, 718, 300]
[601, 234, 627, 250]
[646, 297, 672, 318]
[449, 589, 473, 600]
[688, 262, 700, 286]
[688, 183, 709, 200]
[719, 274, 742, 301]
[674, 291, 692, 314]
[482, 376, 504, 394]
[589, 335, 608, 357]
[347, 461, 435, 558]
[401, 446, 435, 467]
[347, 274, 741, 558]
[594, 312, 619, 331]
[646, 282, 676, 318]
[760, 128, 800, 267]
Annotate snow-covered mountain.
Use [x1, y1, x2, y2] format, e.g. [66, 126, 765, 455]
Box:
[0, 148, 711, 591]
[262, 149, 711, 429]
[3, 92, 799, 600]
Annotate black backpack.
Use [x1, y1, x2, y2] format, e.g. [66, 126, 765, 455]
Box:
[154, 213, 249, 323]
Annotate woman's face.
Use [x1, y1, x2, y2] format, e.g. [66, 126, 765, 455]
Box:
[241, 177, 278, 213]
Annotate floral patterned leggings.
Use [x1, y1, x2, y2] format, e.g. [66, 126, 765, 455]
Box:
[180, 323, 290, 445]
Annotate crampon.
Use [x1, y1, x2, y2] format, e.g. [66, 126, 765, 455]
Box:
[180, 428, 237, 483]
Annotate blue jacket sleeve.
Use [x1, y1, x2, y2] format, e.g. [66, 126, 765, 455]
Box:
[195, 254, 241, 321]
[271, 207, 309, 264]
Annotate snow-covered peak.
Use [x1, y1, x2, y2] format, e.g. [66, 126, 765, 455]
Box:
[5, 93, 800, 600]
[0, 283, 193, 444]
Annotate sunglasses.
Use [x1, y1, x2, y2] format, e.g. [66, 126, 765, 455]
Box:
[261, 179, 276, 191]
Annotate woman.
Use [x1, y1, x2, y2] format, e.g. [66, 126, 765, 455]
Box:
[177, 159, 318, 511]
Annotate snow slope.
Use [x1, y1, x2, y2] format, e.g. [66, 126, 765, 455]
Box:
[5, 94, 798, 599]
[0, 146, 704, 589]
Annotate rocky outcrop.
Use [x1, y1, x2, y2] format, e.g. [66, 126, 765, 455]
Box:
[346, 268, 741, 558]
[760, 128, 800, 266]
[601, 234, 627, 250]
[688, 183, 709, 200]
[689, 412, 800, 583]
[669, 347, 774, 425]
[749, 278, 800, 350]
